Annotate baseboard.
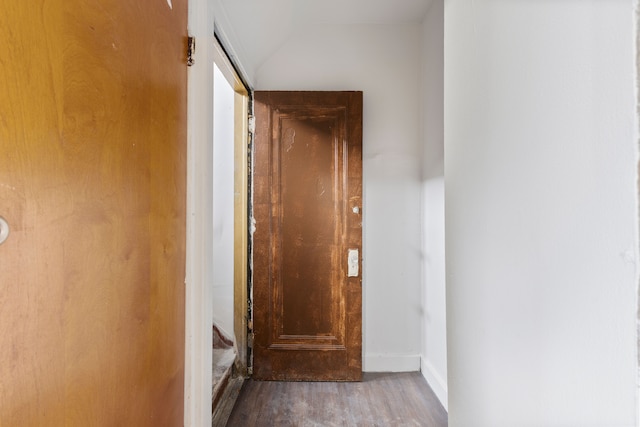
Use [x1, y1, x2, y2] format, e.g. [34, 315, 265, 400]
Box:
[363, 354, 421, 372]
[421, 357, 448, 412]
[212, 375, 244, 427]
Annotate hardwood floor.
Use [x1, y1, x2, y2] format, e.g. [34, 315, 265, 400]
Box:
[225, 372, 448, 426]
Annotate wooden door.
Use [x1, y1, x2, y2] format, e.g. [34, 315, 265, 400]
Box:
[253, 91, 363, 381]
[0, 1, 187, 425]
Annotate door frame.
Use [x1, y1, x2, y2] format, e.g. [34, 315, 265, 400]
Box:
[184, 3, 253, 424]
[212, 36, 251, 376]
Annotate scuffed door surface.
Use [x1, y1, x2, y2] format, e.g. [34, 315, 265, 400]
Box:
[0, 1, 187, 425]
[253, 91, 362, 381]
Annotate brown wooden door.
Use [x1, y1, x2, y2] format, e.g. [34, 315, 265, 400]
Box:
[253, 91, 363, 381]
[0, 2, 187, 425]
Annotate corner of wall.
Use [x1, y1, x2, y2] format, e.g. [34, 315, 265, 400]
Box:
[210, 0, 256, 88]
[419, 0, 447, 415]
[421, 356, 448, 412]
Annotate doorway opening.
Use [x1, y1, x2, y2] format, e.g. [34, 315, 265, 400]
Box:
[211, 35, 251, 411]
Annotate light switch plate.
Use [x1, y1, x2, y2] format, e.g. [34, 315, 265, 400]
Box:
[348, 249, 359, 277]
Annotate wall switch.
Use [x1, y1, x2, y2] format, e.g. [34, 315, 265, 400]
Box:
[348, 249, 359, 277]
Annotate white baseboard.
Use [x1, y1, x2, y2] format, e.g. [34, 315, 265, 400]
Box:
[421, 357, 448, 411]
[363, 354, 421, 372]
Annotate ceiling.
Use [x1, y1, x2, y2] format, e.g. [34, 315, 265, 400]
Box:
[216, 0, 433, 81]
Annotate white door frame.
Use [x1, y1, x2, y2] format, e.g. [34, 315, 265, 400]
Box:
[185, 2, 253, 425]
[185, 1, 215, 425]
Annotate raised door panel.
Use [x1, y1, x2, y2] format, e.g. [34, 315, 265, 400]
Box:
[253, 91, 362, 381]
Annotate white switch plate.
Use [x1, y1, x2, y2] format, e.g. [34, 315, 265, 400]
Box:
[348, 249, 359, 277]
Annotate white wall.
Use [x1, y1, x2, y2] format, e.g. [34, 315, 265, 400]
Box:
[256, 24, 424, 372]
[212, 64, 236, 340]
[445, 1, 638, 426]
[420, 0, 447, 410]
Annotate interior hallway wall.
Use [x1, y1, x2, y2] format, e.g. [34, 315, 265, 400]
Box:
[212, 64, 236, 339]
[420, 0, 447, 410]
[445, 0, 639, 425]
[256, 24, 424, 371]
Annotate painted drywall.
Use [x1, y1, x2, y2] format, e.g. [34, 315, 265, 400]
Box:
[445, 1, 638, 425]
[256, 24, 424, 371]
[212, 64, 236, 340]
[211, 0, 256, 87]
[420, 0, 447, 410]
[214, 0, 432, 81]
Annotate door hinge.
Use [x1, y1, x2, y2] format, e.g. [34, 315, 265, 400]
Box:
[187, 36, 195, 66]
[247, 332, 254, 349]
[247, 300, 254, 349]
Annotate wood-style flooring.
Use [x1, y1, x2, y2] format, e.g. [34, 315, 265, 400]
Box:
[225, 372, 448, 427]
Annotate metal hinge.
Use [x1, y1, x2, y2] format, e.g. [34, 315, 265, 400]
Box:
[187, 36, 195, 66]
[247, 296, 254, 375]
[248, 332, 254, 348]
[247, 299, 254, 350]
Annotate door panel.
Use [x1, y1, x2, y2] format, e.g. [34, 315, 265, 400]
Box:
[0, 1, 187, 425]
[253, 91, 362, 381]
